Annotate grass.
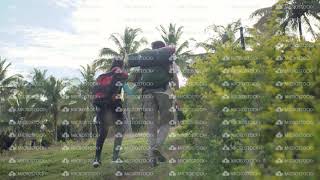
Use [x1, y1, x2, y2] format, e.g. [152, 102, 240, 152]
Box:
[0, 132, 186, 180]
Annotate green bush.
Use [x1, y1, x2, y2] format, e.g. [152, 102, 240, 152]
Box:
[177, 35, 320, 179]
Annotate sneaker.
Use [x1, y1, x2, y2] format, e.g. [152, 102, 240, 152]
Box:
[111, 158, 123, 164]
[153, 149, 166, 162]
[92, 159, 101, 168]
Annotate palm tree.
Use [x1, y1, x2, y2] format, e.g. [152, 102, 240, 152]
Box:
[30, 69, 67, 141]
[0, 58, 22, 99]
[79, 64, 96, 97]
[79, 64, 97, 135]
[30, 69, 48, 97]
[5, 79, 43, 146]
[0, 58, 22, 141]
[94, 27, 147, 70]
[157, 23, 191, 73]
[45, 76, 66, 141]
[251, 0, 320, 40]
[158, 23, 190, 55]
[197, 20, 243, 51]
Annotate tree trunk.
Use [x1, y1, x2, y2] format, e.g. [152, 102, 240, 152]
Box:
[240, 27, 246, 50]
[53, 111, 58, 142]
[298, 17, 303, 41]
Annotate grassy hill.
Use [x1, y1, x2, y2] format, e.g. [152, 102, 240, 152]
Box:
[0, 132, 186, 180]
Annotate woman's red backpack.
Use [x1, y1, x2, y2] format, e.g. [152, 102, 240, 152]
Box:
[92, 67, 128, 106]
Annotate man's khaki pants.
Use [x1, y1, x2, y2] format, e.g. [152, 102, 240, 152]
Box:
[142, 88, 173, 158]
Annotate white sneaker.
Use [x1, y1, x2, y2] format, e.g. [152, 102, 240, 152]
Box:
[92, 159, 101, 168]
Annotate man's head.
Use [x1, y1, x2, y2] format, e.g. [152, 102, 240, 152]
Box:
[111, 57, 124, 69]
[151, 41, 165, 49]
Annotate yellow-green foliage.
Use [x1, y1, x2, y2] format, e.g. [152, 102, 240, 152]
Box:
[177, 35, 320, 179]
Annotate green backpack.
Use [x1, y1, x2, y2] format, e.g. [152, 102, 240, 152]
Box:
[128, 47, 176, 67]
[139, 65, 171, 89]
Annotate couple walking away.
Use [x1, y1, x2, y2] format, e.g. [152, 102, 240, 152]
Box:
[91, 41, 179, 168]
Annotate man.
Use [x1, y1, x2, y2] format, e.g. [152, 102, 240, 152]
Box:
[92, 58, 128, 168]
[141, 41, 179, 167]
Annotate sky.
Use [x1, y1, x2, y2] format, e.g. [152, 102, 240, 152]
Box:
[0, 0, 276, 79]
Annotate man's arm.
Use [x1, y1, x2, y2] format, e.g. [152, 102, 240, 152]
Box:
[172, 72, 179, 89]
[171, 62, 179, 89]
[112, 67, 128, 80]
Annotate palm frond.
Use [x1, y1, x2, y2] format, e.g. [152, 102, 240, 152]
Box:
[176, 41, 189, 55]
[1, 74, 22, 87]
[196, 42, 217, 51]
[158, 25, 168, 36]
[93, 58, 113, 71]
[311, 12, 320, 21]
[303, 15, 316, 39]
[99, 47, 120, 57]
[250, 7, 273, 18]
[175, 26, 184, 40]
[109, 34, 123, 50]
[0, 59, 12, 81]
[253, 13, 273, 30]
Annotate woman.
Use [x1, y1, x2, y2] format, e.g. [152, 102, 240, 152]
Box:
[92, 58, 128, 168]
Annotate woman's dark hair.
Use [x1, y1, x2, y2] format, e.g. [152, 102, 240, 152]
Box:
[151, 41, 165, 49]
[110, 57, 124, 69]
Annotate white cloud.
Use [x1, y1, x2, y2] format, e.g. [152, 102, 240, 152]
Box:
[3, 0, 277, 77]
[2, 27, 99, 68]
[51, 0, 79, 8]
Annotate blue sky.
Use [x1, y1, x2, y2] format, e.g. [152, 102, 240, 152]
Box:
[0, 0, 73, 31]
[0, 0, 276, 79]
[0, 0, 78, 78]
